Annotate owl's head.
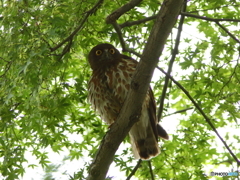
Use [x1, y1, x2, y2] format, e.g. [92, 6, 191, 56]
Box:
[88, 43, 121, 70]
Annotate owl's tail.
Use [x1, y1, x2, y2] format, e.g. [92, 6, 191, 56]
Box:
[129, 124, 160, 160]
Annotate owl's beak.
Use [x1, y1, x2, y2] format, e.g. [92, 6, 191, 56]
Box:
[101, 49, 111, 61]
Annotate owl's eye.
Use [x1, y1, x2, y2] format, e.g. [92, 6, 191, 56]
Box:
[109, 48, 115, 54]
[96, 50, 102, 56]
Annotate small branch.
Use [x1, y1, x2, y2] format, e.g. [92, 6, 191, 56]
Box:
[124, 48, 142, 58]
[120, 15, 157, 28]
[0, 60, 13, 78]
[162, 107, 194, 117]
[213, 159, 235, 165]
[126, 160, 142, 180]
[106, 0, 143, 24]
[112, 22, 126, 50]
[107, 0, 143, 57]
[181, 12, 240, 44]
[148, 161, 155, 180]
[215, 60, 239, 97]
[156, 66, 240, 166]
[50, 0, 104, 52]
[85, 0, 104, 14]
[215, 21, 240, 44]
[56, 38, 73, 61]
[157, 1, 187, 121]
[181, 12, 240, 22]
[112, 22, 142, 57]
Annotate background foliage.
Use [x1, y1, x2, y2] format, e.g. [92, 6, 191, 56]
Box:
[0, 0, 239, 179]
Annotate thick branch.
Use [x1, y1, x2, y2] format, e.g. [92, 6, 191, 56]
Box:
[86, 0, 184, 179]
[157, 66, 240, 166]
[106, 0, 143, 24]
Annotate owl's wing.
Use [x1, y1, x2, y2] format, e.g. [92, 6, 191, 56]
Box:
[121, 53, 168, 140]
[148, 88, 159, 140]
[148, 88, 169, 140]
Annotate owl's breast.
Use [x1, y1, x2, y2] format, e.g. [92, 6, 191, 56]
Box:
[88, 59, 137, 124]
[105, 65, 132, 102]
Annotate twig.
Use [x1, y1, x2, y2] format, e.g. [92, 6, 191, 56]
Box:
[50, 0, 104, 52]
[120, 15, 157, 28]
[126, 160, 142, 180]
[162, 107, 194, 117]
[156, 66, 240, 166]
[0, 60, 13, 78]
[148, 161, 155, 180]
[106, 0, 143, 24]
[215, 60, 239, 97]
[56, 38, 73, 61]
[157, 1, 187, 122]
[181, 12, 240, 22]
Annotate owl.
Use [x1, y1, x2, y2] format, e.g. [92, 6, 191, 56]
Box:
[88, 43, 168, 159]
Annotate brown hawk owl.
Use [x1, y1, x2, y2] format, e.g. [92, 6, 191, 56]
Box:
[88, 43, 168, 160]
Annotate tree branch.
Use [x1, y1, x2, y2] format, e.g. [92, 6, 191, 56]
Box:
[162, 107, 194, 118]
[0, 60, 13, 78]
[106, 0, 143, 56]
[215, 21, 240, 44]
[86, 0, 184, 179]
[112, 22, 126, 50]
[148, 161, 155, 180]
[157, 1, 187, 121]
[106, 0, 143, 24]
[112, 21, 142, 57]
[126, 160, 142, 180]
[50, 0, 104, 52]
[156, 66, 240, 166]
[120, 15, 157, 28]
[181, 12, 240, 44]
[181, 12, 240, 22]
[215, 60, 239, 97]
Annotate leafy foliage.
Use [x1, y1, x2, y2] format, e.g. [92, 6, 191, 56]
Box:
[0, 0, 239, 179]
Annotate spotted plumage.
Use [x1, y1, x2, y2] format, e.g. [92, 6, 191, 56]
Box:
[88, 43, 168, 159]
